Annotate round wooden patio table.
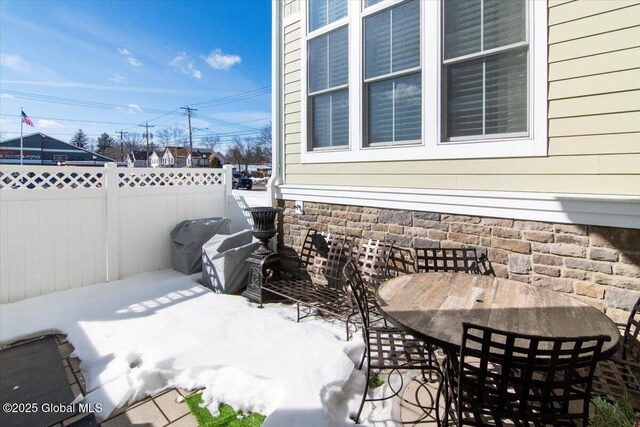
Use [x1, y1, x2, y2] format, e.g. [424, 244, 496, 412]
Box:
[375, 272, 621, 358]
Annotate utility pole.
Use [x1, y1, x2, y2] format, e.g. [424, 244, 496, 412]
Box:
[115, 130, 127, 162]
[139, 122, 155, 167]
[181, 106, 197, 167]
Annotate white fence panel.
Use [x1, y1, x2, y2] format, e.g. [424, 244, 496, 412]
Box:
[0, 164, 233, 303]
[0, 166, 107, 302]
[227, 190, 271, 233]
[116, 167, 231, 279]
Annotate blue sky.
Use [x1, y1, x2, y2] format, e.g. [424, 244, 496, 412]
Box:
[0, 0, 271, 150]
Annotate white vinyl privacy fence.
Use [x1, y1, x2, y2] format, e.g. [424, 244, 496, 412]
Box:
[0, 163, 237, 303]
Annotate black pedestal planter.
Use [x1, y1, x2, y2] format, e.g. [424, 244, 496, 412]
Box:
[242, 207, 283, 304]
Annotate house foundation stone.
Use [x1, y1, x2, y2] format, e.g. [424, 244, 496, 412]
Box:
[277, 199, 640, 322]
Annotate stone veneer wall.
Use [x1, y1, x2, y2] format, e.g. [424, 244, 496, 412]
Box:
[277, 199, 640, 324]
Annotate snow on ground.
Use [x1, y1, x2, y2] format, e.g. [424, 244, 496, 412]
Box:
[0, 269, 399, 426]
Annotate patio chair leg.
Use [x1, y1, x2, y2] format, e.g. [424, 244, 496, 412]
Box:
[296, 302, 301, 323]
[435, 370, 444, 427]
[354, 362, 370, 424]
[442, 367, 450, 427]
[428, 348, 435, 382]
[346, 312, 357, 341]
[358, 349, 366, 370]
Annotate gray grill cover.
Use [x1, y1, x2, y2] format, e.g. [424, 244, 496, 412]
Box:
[170, 217, 230, 274]
[202, 229, 260, 294]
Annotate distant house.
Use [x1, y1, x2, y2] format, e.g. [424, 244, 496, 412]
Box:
[0, 132, 114, 165]
[209, 152, 225, 168]
[191, 150, 225, 168]
[161, 147, 190, 168]
[161, 149, 175, 167]
[149, 151, 160, 168]
[127, 150, 160, 168]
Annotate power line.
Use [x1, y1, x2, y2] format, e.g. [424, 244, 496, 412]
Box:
[2, 87, 270, 118]
[191, 85, 271, 108]
[0, 113, 141, 127]
[1, 90, 177, 115]
[0, 112, 269, 132]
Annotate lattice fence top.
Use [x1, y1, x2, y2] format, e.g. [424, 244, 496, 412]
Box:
[118, 170, 224, 187]
[0, 169, 104, 190]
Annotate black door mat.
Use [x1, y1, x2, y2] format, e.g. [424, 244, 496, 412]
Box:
[0, 336, 82, 427]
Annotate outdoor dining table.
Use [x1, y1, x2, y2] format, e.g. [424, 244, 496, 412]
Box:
[375, 272, 621, 358]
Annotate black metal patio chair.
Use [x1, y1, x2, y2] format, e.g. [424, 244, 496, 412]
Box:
[260, 228, 349, 316]
[414, 247, 482, 274]
[444, 323, 609, 426]
[386, 246, 416, 278]
[262, 229, 395, 339]
[343, 260, 440, 424]
[591, 295, 640, 410]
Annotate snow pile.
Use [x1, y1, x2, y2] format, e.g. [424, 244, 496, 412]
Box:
[0, 270, 399, 426]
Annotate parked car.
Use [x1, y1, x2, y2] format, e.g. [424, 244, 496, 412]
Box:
[232, 173, 253, 190]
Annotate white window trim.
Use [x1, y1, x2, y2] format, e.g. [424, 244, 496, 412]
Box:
[300, 0, 547, 164]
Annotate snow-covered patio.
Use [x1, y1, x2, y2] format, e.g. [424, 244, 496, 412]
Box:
[0, 269, 412, 426]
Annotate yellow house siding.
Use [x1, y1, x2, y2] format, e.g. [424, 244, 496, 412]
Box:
[281, 1, 640, 196]
[548, 0, 638, 25]
[548, 91, 640, 118]
[549, 4, 640, 43]
[549, 49, 640, 81]
[549, 27, 640, 63]
[549, 134, 640, 156]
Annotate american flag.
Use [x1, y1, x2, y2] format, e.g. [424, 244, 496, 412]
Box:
[21, 110, 34, 127]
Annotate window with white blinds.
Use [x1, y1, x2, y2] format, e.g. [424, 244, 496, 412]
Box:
[299, 0, 546, 163]
[309, 0, 348, 32]
[307, 0, 348, 149]
[443, 0, 528, 140]
[364, 0, 421, 145]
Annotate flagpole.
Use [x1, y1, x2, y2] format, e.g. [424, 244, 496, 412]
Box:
[20, 107, 24, 166]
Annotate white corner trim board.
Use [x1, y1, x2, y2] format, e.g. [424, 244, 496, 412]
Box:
[276, 184, 640, 229]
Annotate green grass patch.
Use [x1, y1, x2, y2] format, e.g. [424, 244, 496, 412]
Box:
[185, 392, 265, 427]
[369, 374, 385, 389]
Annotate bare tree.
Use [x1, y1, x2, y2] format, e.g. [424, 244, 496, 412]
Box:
[156, 126, 187, 147]
[226, 135, 249, 171]
[256, 122, 272, 161]
[201, 134, 221, 153]
[123, 132, 143, 151]
[225, 130, 272, 173]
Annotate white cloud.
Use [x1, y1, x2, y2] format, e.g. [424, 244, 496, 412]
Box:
[110, 74, 126, 83]
[0, 54, 31, 73]
[127, 103, 142, 113]
[37, 119, 64, 129]
[118, 48, 142, 67]
[128, 57, 142, 67]
[0, 93, 16, 99]
[169, 53, 202, 80]
[204, 49, 241, 70]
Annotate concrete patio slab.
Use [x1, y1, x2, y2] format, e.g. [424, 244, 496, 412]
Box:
[154, 389, 190, 422]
